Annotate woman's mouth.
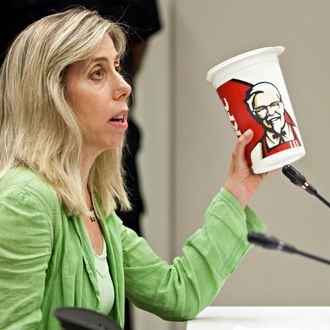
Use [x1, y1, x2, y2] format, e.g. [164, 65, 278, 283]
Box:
[109, 110, 128, 128]
[110, 115, 126, 123]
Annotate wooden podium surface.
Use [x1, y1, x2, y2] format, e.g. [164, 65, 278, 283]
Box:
[186, 306, 330, 329]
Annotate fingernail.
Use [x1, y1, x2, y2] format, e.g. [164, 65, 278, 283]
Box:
[244, 129, 253, 137]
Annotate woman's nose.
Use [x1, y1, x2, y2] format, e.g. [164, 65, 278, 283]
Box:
[114, 73, 132, 100]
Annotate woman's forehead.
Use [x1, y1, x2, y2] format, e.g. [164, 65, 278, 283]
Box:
[70, 34, 118, 71]
[88, 35, 118, 61]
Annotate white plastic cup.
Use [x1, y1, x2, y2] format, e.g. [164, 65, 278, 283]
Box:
[207, 46, 305, 174]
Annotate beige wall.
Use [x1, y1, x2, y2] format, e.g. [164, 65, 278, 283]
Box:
[134, 1, 330, 329]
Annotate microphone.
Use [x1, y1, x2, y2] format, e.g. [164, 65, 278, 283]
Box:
[54, 307, 122, 330]
[248, 231, 330, 266]
[282, 165, 316, 194]
[282, 165, 330, 208]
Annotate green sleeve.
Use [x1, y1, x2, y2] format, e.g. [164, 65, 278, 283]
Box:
[122, 187, 266, 321]
[0, 188, 52, 330]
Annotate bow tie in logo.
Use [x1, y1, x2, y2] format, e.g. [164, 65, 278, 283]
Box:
[272, 130, 287, 142]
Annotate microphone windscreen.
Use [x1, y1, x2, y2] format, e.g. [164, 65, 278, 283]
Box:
[282, 165, 306, 185]
[247, 232, 279, 250]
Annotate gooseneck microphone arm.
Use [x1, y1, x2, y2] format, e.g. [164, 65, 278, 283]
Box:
[282, 165, 330, 208]
[248, 232, 330, 266]
[314, 193, 330, 209]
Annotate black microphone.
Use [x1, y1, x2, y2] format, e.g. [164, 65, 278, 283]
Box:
[54, 307, 122, 330]
[282, 165, 316, 194]
[282, 165, 330, 208]
[248, 231, 330, 266]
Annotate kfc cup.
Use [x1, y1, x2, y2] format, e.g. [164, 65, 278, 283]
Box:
[206, 46, 305, 174]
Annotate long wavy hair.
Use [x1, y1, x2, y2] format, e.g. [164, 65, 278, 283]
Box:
[0, 7, 130, 216]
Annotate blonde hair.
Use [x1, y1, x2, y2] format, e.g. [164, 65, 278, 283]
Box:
[0, 7, 130, 216]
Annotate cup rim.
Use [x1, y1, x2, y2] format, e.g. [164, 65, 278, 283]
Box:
[206, 46, 285, 82]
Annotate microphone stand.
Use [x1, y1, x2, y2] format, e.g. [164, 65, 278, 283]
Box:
[248, 232, 330, 267]
[295, 249, 330, 266]
[314, 192, 330, 208]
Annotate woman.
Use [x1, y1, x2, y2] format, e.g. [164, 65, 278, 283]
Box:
[0, 8, 267, 330]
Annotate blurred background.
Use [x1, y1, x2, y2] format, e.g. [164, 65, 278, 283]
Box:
[135, 0, 330, 329]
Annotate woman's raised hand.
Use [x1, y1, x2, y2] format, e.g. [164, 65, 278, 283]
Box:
[224, 129, 268, 209]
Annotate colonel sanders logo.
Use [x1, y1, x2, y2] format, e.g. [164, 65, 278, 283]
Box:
[217, 79, 302, 164]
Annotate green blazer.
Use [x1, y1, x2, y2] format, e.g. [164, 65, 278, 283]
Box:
[0, 167, 266, 329]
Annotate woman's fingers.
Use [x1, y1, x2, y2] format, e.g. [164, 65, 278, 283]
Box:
[235, 129, 253, 158]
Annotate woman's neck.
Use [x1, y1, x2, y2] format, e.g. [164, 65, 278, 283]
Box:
[81, 146, 100, 201]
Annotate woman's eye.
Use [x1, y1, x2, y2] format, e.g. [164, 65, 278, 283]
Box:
[90, 69, 104, 80]
[115, 65, 122, 73]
